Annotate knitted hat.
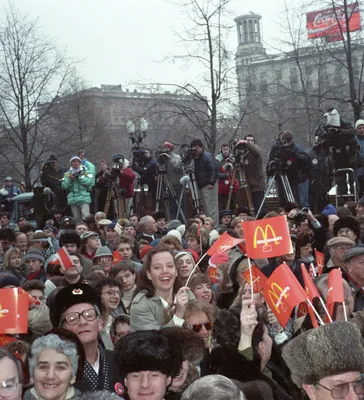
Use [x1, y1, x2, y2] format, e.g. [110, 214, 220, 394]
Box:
[167, 219, 182, 230]
[106, 222, 122, 237]
[140, 245, 153, 260]
[322, 204, 337, 216]
[24, 248, 44, 262]
[176, 224, 186, 237]
[209, 252, 229, 268]
[70, 156, 81, 163]
[80, 231, 99, 242]
[59, 231, 81, 248]
[167, 229, 182, 244]
[114, 330, 182, 378]
[175, 251, 195, 265]
[220, 209, 233, 218]
[282, 322, 364, 388]
[94, 246, 112, 259]
[355, 119, 364, 129]
[0, 273, 21, 288]
[327, 236, 355, 248]
[49, 283, 100, 327]
[333, 216, 360, 238]
[163, 142, 174, 151]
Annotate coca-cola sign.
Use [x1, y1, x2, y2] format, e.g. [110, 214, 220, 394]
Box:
[306, 2, 361, 39]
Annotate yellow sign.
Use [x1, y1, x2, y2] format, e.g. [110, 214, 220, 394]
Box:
[267, 283, 289, 314]
[253, 225, 282, 248]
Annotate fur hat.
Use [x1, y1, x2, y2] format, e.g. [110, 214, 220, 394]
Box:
[114, 330, 182, 378]
[153, 210, 167, 221]
[59, 231, 81, 248]
[282, 321, 364, 388]
[49, 283, 100, 327]
[160, 327, 205, 365]
[333, 216, 360, 238]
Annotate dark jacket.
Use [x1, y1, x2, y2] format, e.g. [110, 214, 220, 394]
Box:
[268, 141, 310, 184]
[132, 159, 157, 192]
[241, 142, 265, 192]
[194, 150, 219, 189]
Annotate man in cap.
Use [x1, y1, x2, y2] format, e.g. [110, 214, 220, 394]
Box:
[80, 231, 100, 275]
[282, 321, 364, 400]
[24, 248, 46, 282]
[0, 176, 20, 214]
[62, 156, 94, 221]
[114, 330, 182, 400]
[93, 246, 113, 276]
[324, 236, 355, 273]
[345, 247, 364, 311]
[333, 216, 360, 245]
[219, 209, 233, 229]
[50, 282, 123, 393]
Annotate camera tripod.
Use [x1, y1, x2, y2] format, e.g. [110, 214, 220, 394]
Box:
[256, 172, 295, 220]
[155, 164, 186, 223]
[178, 162, 201, 217]
[104, 182, 126, 219]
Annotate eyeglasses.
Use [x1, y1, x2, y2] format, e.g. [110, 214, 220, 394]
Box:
[62, 308, 97, 326]
[316, 378, 364, 399]
[102, 290, 121, 297]
[186, 322, 213, 333]
[99, 257, 112, 262]
[338, 228, 354, 235]
[0, 377, 20, 397]
[333, 245, 353, 251]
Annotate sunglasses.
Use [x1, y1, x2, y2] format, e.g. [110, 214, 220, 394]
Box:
[186, 322, 213, 333]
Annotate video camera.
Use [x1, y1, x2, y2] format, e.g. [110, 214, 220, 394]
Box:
[132, 149, 149, 168]
[180, 144, 196, 164]
[155, 146, 171, 165]
[71, 170, 82, 180]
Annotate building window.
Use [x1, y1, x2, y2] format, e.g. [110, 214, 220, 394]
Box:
[290, 67, 298, 87]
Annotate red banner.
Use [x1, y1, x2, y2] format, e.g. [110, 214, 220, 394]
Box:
[242, 216, 292, 259]
[314, 249, 325, 276]
[242, 264, 268, 293]
[0, 334, 17, 346]
[262, 263, 307, 327]
[300, 264, 320, 328]
[0, 288, 28, 334]
[56, 247, 74, 270]
[306, 2, 360, 39]
[206, 232, 244, 256]
[207, 265, 218, 284]
[113, 250, 122, 265]
[327, 268, 345, 321]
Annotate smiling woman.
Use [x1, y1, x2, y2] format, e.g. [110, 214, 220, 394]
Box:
[130, 245, 193, 332]
[24, 329, 84, 400]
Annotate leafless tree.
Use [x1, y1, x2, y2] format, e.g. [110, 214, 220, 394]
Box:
[0, 4, 75, 190]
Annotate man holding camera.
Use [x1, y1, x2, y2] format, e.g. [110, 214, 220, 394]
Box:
[190, 138, 219, 223]
[268, 130, 310, 208]
[158, 141, 185, 220]
[62, 155, 94, 220]
[112, 153, 135, 217]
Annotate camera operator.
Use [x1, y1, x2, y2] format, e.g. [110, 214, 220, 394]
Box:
[268, 130, 310, 208]
[111, 153, 135, 217]
[215, 142, 239, 212]
[190, 138, 219, 223]
[235, 134, 266, 217]
[355, 119, 364, 196]
[157, 141, 185, 220]
[61, 155, 94, 220]
[131, 148, 157, 208]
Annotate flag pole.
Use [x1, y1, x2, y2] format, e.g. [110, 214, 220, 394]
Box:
[186, 253, 208, 287]
[247, 257, 254, 300]
[319, 297, 333, 323]
[343, 302, 348, 321]
[306, 298, 325, 325]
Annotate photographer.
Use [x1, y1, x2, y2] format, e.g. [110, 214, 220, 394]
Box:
[95, 159, 110, 212]
[157, 141, 185, 220]
[112, 153, 135, 217]
[0, 176, 21, 215]
[268, 130, 310, 208]
[190, 138, 219, 223]
[235, 135, 266, 217]
[215, 142, 239, 212]
[61, 155, 94, 220]
[131, 148, 157, 208]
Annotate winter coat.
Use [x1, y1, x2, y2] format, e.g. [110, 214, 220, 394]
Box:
[241, 142, 266, 192]
[82, 159, 96, 185]
[118, 166, 135, 198]
[194, 150, 219, 189]
[62, 167, 94, 205]
[166, 152, 183, 186]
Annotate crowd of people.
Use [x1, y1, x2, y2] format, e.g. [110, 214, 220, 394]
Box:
[1, 185, 364, 400]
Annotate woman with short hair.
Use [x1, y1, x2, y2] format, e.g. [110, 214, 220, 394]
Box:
[3, 247, 26, 284]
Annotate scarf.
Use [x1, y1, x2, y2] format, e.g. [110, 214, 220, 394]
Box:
[82, 345, 112, 391]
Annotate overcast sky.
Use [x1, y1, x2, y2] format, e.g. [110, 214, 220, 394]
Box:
[0, 0, 314, 89]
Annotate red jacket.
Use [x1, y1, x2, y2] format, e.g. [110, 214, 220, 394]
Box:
[218, 166, 239, 195]
[118, 167, 135, 198]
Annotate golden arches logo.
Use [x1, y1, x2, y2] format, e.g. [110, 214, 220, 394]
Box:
[0, 304, 9, 318]
[267, 283, 289, 314]
[253, 225, 281, 248]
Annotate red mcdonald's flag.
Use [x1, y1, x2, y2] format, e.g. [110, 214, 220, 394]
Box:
[242, 216, 292, 259]
[206, 232, 244, 256]
[327, 268, 345, 320]
[262, 263, 307, 327]
[315, 249, 325, 276]
[207, 265, 218, 284]
[17, 288, 40, 306]
[242, 264, 268, 293]
[56, 247, 74, 270]
[300, 264, 320, 328]
[113, 250, 122, 265]
[0, 335, 16, 346]
[0, 288, 29, 334]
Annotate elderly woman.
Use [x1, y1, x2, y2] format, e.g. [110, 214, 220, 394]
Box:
[130, 245, 191, 332]
[24, 329, 84, 400]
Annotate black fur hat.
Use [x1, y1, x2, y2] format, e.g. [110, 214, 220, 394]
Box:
[114, 330, 182, 378]
[160, 327, 205, 366]
[282, 322, 364, 388]
[333, 216, 360, 239]
[59, 231, 81, 248]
